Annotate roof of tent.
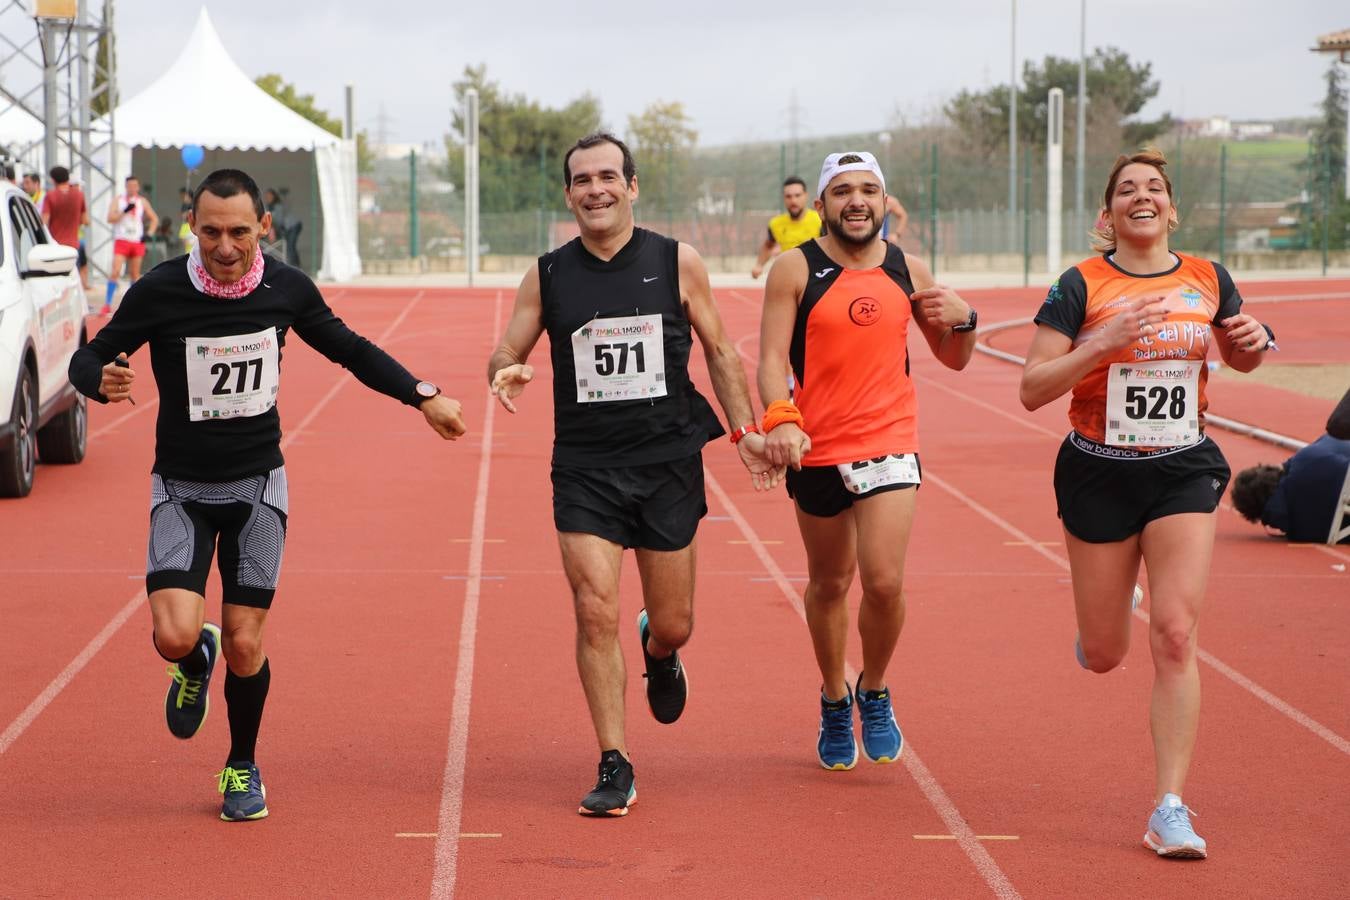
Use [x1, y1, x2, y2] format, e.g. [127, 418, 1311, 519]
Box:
[110, 8, 341, 151]
[0, 103, 44, 145]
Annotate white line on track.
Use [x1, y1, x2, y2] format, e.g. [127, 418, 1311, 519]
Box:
[430, 290, 502, 900]
[0, 290, 426, 758]
[924, 470, 1350, 758]
[703, 471, 1024, 900]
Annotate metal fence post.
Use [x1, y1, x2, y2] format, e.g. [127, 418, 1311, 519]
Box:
[928, 143, 938, 275]
[1217, 143, 1226, 266]
[409, 149, 419, 259]
[1022, 151, 1031, 286]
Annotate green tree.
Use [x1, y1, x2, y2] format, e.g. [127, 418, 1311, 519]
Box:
[626, 100, 698, 215]
[946, 47, 1171, 162]
[444, 64, 603, 215]
[92, 24, 114, 116]
[1295, 62, 1349, 250]
[254, 73, 376, 174]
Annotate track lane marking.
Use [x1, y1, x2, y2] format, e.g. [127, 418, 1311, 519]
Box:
[923, 469, 1350, 758]
[1, 290, 426, 758]
[430, 290, 503, 900]
[704, 469, 1023, 900]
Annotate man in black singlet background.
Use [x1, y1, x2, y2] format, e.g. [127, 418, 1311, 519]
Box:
[70, 169, 466, 822]
[488, 133, 780, 818]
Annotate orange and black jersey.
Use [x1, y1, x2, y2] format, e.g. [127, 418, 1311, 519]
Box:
[1034, 252, 1243, 444]
[790, 240, 919, 465]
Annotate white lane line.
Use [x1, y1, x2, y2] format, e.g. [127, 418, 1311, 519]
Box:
[89, 396, 159, 439]
[704, 470, 1023, 900]
[430, 290, 502, 900]
[923, 470, 1350, 759]
[0, 590, 146, 756]
[0, 290, 426, 758]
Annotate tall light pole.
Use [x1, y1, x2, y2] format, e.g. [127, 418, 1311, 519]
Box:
[1047, 88, 1064, 274]
[464, 88, 479, 285]
[1076, 0, 1087, 221]
[1008, 0, 1018, 247]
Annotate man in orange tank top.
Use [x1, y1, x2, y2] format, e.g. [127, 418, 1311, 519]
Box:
[758, 151, 978, 771]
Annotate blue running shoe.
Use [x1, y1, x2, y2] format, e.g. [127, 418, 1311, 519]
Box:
[854, 673, 903, 764]
[1144, 793, 1206, 859]
[817, 688, 857, 770]
[218, 761, 268, 821]
[165, 623, 221, 739]
[636, 608, 688, 724]
[1075, 585, 1144, 670]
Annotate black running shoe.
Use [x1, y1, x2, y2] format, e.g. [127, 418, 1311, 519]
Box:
[636, 608, 688, 724]
[578, 749, 636, 817]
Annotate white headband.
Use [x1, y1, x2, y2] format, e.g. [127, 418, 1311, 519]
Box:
[817, 151, 885, 198]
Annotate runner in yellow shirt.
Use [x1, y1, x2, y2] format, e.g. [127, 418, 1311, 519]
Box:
[752, 176, 822, 279]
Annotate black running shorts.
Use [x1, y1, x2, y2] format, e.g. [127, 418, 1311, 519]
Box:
[146, 467, 288, 608]
[1053, 433, 1230, 543]
[551, 454, 706, 551]
[786, 453, 922, 518]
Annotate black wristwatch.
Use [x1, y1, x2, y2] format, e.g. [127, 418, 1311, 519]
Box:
[952, 307, 978, 333]
[414, 381, 440, 404]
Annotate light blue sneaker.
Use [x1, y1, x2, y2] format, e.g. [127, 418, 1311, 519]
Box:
[1075, 585, 1144, 669]
[854, 674, 903, 764]
[817, 689, 857, 770]
[1144, 793, 1206, 859]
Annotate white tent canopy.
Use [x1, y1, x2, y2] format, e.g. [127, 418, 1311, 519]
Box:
[0, 104, 45, 174]
[105, 8, 359, 280]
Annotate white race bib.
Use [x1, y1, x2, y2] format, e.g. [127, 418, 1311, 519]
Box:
[837, 454, 921, 494]
[1104, 361, 1200, 447]
[571, 313, 667, 403]
[185, 328, 281, 420]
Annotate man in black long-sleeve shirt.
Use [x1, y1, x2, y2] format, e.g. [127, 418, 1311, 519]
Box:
[69, 169, 466, 821]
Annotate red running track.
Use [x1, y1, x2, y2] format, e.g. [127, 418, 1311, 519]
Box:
[0, 280, 1346, 898]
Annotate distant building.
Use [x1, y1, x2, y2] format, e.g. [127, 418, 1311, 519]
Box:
[377, 141, 447, 162]
[1181, 116, 1278, 141]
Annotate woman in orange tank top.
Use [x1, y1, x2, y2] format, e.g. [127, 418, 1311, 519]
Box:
[1020, 148, 1273, 859]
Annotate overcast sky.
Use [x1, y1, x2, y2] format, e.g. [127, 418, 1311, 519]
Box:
[116, 1, 1346, 149]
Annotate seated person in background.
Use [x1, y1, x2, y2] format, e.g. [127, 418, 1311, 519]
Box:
[1328, 386, 1350, 440]
[1231, 432, 1350, 544]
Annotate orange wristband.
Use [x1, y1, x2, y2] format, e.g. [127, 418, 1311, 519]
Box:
[761, 399, 804, 433]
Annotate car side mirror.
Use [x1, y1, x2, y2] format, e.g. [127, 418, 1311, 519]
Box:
[23, 242, 78, 277]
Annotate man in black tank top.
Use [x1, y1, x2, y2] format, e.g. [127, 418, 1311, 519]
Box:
[488, 133, 781, 818]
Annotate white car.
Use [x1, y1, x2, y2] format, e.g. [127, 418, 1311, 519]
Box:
[0, 179, 87, 497]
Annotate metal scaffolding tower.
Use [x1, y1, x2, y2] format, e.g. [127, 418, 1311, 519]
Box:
[0, 0, 117, 278]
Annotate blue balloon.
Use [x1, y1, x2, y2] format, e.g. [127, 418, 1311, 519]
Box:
[181, 144, 204, 169]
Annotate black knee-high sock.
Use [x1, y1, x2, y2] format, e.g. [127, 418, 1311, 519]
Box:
[225, 658, 270, 764]
[156, 632, 209, 678]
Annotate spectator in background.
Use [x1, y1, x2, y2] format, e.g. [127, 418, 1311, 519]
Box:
[1232, 431, 1350, 545]
[22, 171, 44, 206]
[104, 175, 159, 315]
[881, 194, 908, 248]
[1329, 386, 1350, 440]
[751, 177, 822, 279]
[41, 166, 90, 290]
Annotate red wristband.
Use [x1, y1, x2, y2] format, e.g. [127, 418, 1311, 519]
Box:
[729, 423, 760, 445]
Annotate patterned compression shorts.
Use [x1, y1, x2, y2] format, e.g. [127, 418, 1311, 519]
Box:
[146, 466, 288, 608]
